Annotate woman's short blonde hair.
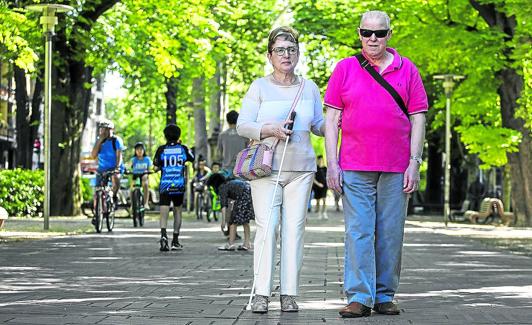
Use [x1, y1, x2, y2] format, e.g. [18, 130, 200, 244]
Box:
[267, 26, 299, 53]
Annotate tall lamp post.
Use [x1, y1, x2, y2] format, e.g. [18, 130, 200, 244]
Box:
[26, 4, 73, 230]
[433, 74, 465, 226]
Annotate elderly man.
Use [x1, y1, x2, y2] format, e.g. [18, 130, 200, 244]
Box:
[324, 10, 428, 318]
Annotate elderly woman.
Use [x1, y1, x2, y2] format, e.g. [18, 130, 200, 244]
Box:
[237, 26, 325, 313]
[324, 11, 428, 318]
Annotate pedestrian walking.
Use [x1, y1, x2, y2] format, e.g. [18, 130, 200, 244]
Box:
[217, 179, 254, 251]
[217, 110, 248, 178]
[237, 26, 325, 313]
[312, 155, 328, 218]
[324, 10, 428, 318]
[153, 124, 194, 252]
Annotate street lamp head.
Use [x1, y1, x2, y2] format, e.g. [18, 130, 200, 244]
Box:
[433, 74, 465, 96]
[26, 4, 74, 33]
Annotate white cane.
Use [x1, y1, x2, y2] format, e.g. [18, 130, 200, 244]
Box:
[245, 111, 297, 311]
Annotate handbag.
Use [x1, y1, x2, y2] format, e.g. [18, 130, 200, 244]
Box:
[355, 53, 409, 118]
[233, 79, 305, 181]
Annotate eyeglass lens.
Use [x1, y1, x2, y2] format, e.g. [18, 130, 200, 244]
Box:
[360, 29, 389, 38]
[272, 47, 298, 56]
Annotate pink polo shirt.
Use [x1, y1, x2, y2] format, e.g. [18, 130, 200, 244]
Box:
[324, 48, 428, 173]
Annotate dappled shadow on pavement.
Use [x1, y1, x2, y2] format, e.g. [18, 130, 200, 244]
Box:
[1, 212, 531, 324]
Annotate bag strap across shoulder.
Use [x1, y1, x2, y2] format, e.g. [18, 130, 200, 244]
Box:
[269, 78, 305, 149]
[355, 53, 409, 118]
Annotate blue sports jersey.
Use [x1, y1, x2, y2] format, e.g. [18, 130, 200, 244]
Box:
[97, 136, 125, 172]
[154, 143, 194, 195]
[131, 156, 152, 175]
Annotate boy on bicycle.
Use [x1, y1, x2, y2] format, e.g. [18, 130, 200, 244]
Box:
[91, 120, 125, 217]
[153, 124, 194, 251]
[131, 142, 153, 208]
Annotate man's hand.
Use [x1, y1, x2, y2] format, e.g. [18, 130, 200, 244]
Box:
[403, 162, 420, 193]
[326, 162, 343, 195]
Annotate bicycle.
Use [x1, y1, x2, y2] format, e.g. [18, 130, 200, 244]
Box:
[207, 185, 220, 222]
[193, 179, 210, 221]
[93, 170, 117, 233]
[129, 171, 153, 227]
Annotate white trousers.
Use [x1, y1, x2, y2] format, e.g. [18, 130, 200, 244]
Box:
[250, 171, 314, 296]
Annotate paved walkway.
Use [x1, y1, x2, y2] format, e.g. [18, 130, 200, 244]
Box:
[1, 211, 531, 324]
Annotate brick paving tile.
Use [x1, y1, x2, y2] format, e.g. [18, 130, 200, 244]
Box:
[1, 212, 532, 324]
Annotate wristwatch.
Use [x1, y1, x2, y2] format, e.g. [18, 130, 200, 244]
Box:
[410, 155, 423, 165]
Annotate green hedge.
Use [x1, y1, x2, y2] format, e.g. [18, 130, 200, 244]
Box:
[0, 168, 43, 217]
[81, 176, 93, 202]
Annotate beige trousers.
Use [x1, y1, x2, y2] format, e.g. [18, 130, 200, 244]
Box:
[250, 171, 314, 296]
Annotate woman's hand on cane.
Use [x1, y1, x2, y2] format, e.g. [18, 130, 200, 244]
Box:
[260, 121, 293, 140]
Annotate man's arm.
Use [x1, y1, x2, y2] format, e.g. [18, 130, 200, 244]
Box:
[403, 113, 426, 193]
[324, 106, 342, 194]
[115, 149, 122, 170]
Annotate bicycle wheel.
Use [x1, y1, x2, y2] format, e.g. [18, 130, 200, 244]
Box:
[106, 196, 115, 232]
[95, 193, 104, 233]
[138, 191, 145, 227]
[131, 189, 139, 227]
[106, 210, 115, 232]
[196, 194, 203, 220]
[204, 195, 212, 222]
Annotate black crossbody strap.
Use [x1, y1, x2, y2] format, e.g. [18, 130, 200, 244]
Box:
[355, 53, 409, 118]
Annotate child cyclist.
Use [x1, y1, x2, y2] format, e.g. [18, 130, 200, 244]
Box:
[130, 142, 153, 209]
[153, 124, 194, 251]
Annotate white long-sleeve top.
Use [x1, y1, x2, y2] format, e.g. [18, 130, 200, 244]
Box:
[237, 76, 324, 172]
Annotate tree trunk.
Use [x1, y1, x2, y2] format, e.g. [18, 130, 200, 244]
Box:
[165, 76, 178, 125]
[49, 55, 93, 216]
[14, 67, 42, 169]
[470, 0, 531, 226]
[208, 62, 222, 162]
[192, 77, 208, 163]
[46, 0, 119, 216]
[14, 67, 32, 169]
[498, 69, 531, 226]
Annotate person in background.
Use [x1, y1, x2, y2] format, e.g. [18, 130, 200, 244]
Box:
[91, 120, 125, 210]
[153, 124, 194, 251]
[312, 155, 328, 219]
[217, 179, 254, 251]
[130, 142, 152, 208]
[324, 10, 428, 318]
[217, 110, 248, 178]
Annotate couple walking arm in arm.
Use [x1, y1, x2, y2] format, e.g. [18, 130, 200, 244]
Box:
[236, 10, 427, 317]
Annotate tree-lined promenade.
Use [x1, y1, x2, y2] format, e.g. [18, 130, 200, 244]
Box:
[0, 0, 530, 224]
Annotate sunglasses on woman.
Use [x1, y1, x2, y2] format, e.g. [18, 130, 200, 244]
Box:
[359, 29, 389, 38]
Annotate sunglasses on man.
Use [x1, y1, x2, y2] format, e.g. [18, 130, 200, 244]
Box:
[359, 29, 390, 38]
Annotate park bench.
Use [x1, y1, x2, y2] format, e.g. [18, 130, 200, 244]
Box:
[465, 198, 515, 225]
[450, 199, 470, 222]
[491, 198, 516, 226]
[465, 198, 495, 224]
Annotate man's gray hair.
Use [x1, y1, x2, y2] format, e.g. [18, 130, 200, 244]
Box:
[360, 10, 391, 29]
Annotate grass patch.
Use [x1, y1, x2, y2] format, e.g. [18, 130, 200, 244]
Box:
[0, 216, 94, 241]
